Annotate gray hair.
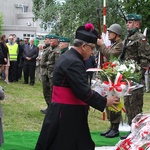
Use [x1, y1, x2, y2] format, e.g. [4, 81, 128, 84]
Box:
[73, 39, 87, 47]
[29, 37, 34, 41]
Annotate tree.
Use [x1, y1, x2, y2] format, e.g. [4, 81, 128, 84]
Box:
[53, 0, 103, 42]
[32, 0, 60, 30]
[33, 0, 122, 43]
[32, 0, 150, 42]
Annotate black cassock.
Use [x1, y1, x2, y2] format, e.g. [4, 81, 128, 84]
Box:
[35, 48, 107, 150]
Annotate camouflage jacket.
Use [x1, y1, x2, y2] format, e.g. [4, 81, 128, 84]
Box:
[40, 46, 52, 76]
[47, 46, 61, 78]
[99, 39, 123, 60]
[124, 31, 150, 69]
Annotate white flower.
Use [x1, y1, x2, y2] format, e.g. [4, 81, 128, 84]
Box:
[115, 64, 128, 73]
[129, 63, 136, 73]
[113, 60, 120, 66]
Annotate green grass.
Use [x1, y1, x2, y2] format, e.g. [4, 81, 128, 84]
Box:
[0, 79, 150, 132]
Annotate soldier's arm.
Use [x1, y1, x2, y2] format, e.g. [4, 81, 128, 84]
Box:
[54, 47, 61, 62]
[99, 42, 123, 60]
[40, 49, 50, 68]
[138, 37, 150, 68]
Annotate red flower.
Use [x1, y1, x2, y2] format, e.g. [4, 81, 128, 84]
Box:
[111, 63, 116, 67]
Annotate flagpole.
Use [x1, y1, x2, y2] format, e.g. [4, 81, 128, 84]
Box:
[103, 0, 106, 34]
[102, 0, 106, 120]
[97, 0, 107, 68]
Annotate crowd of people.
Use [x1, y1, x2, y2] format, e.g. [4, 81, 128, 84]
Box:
[0, 13, 150, 149]
[0, 34, 70, 85]
[0, 33, 71, 115]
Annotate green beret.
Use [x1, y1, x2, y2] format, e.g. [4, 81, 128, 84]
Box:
[59, 37, 70, 43]
[44, 34, 51, 39]
[126, 14, 142, 21]
[49, 34, 59, 39]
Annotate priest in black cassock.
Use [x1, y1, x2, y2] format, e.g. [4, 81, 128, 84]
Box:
[35, 23, 119, 150]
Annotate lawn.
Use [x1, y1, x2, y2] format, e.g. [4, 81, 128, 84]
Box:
[0, 79, 150, 132]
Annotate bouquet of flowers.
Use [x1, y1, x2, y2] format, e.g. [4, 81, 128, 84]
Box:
[115, 113, 150, 150]
[87, 56, 143, 112]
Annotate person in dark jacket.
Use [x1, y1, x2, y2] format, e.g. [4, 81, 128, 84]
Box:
[35, 23, 119, 150]
[0, 35, 9, 83]
[16, 38, 24, 80]
[23, 38, 39, 85]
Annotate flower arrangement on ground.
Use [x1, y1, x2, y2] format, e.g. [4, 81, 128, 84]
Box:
[87, 56, 143, 112]
[115, 113, 150, 150]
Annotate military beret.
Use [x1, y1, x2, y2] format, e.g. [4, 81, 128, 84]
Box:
[75, 23, 98, 44]
[44, 34, 51, 39]
[126, 14, 142, 21]
[49, 34, 59, 39]
[59, 37, 70, 43]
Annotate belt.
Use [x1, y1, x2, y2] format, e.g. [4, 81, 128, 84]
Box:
[52, 86, 87, 105]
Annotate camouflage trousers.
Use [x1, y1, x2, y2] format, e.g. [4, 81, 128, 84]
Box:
[106, 107, 122, 124]
[42, 75, 51, 105]
[124, 87, 144, 125]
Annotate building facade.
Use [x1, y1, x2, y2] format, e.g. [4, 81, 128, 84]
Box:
[0, 0, 50, 39]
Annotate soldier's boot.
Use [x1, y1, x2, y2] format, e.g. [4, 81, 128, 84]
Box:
[105, 123, 119, 138]
[100, 123, 113, 136]
[120, 132, 131, 140]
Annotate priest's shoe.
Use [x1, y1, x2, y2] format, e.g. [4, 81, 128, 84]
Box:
[40, 108, 48, 114]
[105, 129, 119, 138]
[100, 129, 111, 136]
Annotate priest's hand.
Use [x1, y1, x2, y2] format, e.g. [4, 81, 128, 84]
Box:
[106, 96, 119, 107]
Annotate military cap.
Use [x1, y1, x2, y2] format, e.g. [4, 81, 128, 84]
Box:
[75, 23, 98, 44]
[49, 34, 59, 39]
[126, 14, 142, 21]
[59, 37, 70, 43]
[44, 34, 51, 39]
[107, 24, 122, 35]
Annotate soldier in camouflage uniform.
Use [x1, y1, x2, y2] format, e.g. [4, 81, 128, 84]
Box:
[40, 35, 52, 114]
[120, 14, 150, 139]
[97, 24, 123, 138]
[47, 35, 61, 106]
[58, 37, 70, 55]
